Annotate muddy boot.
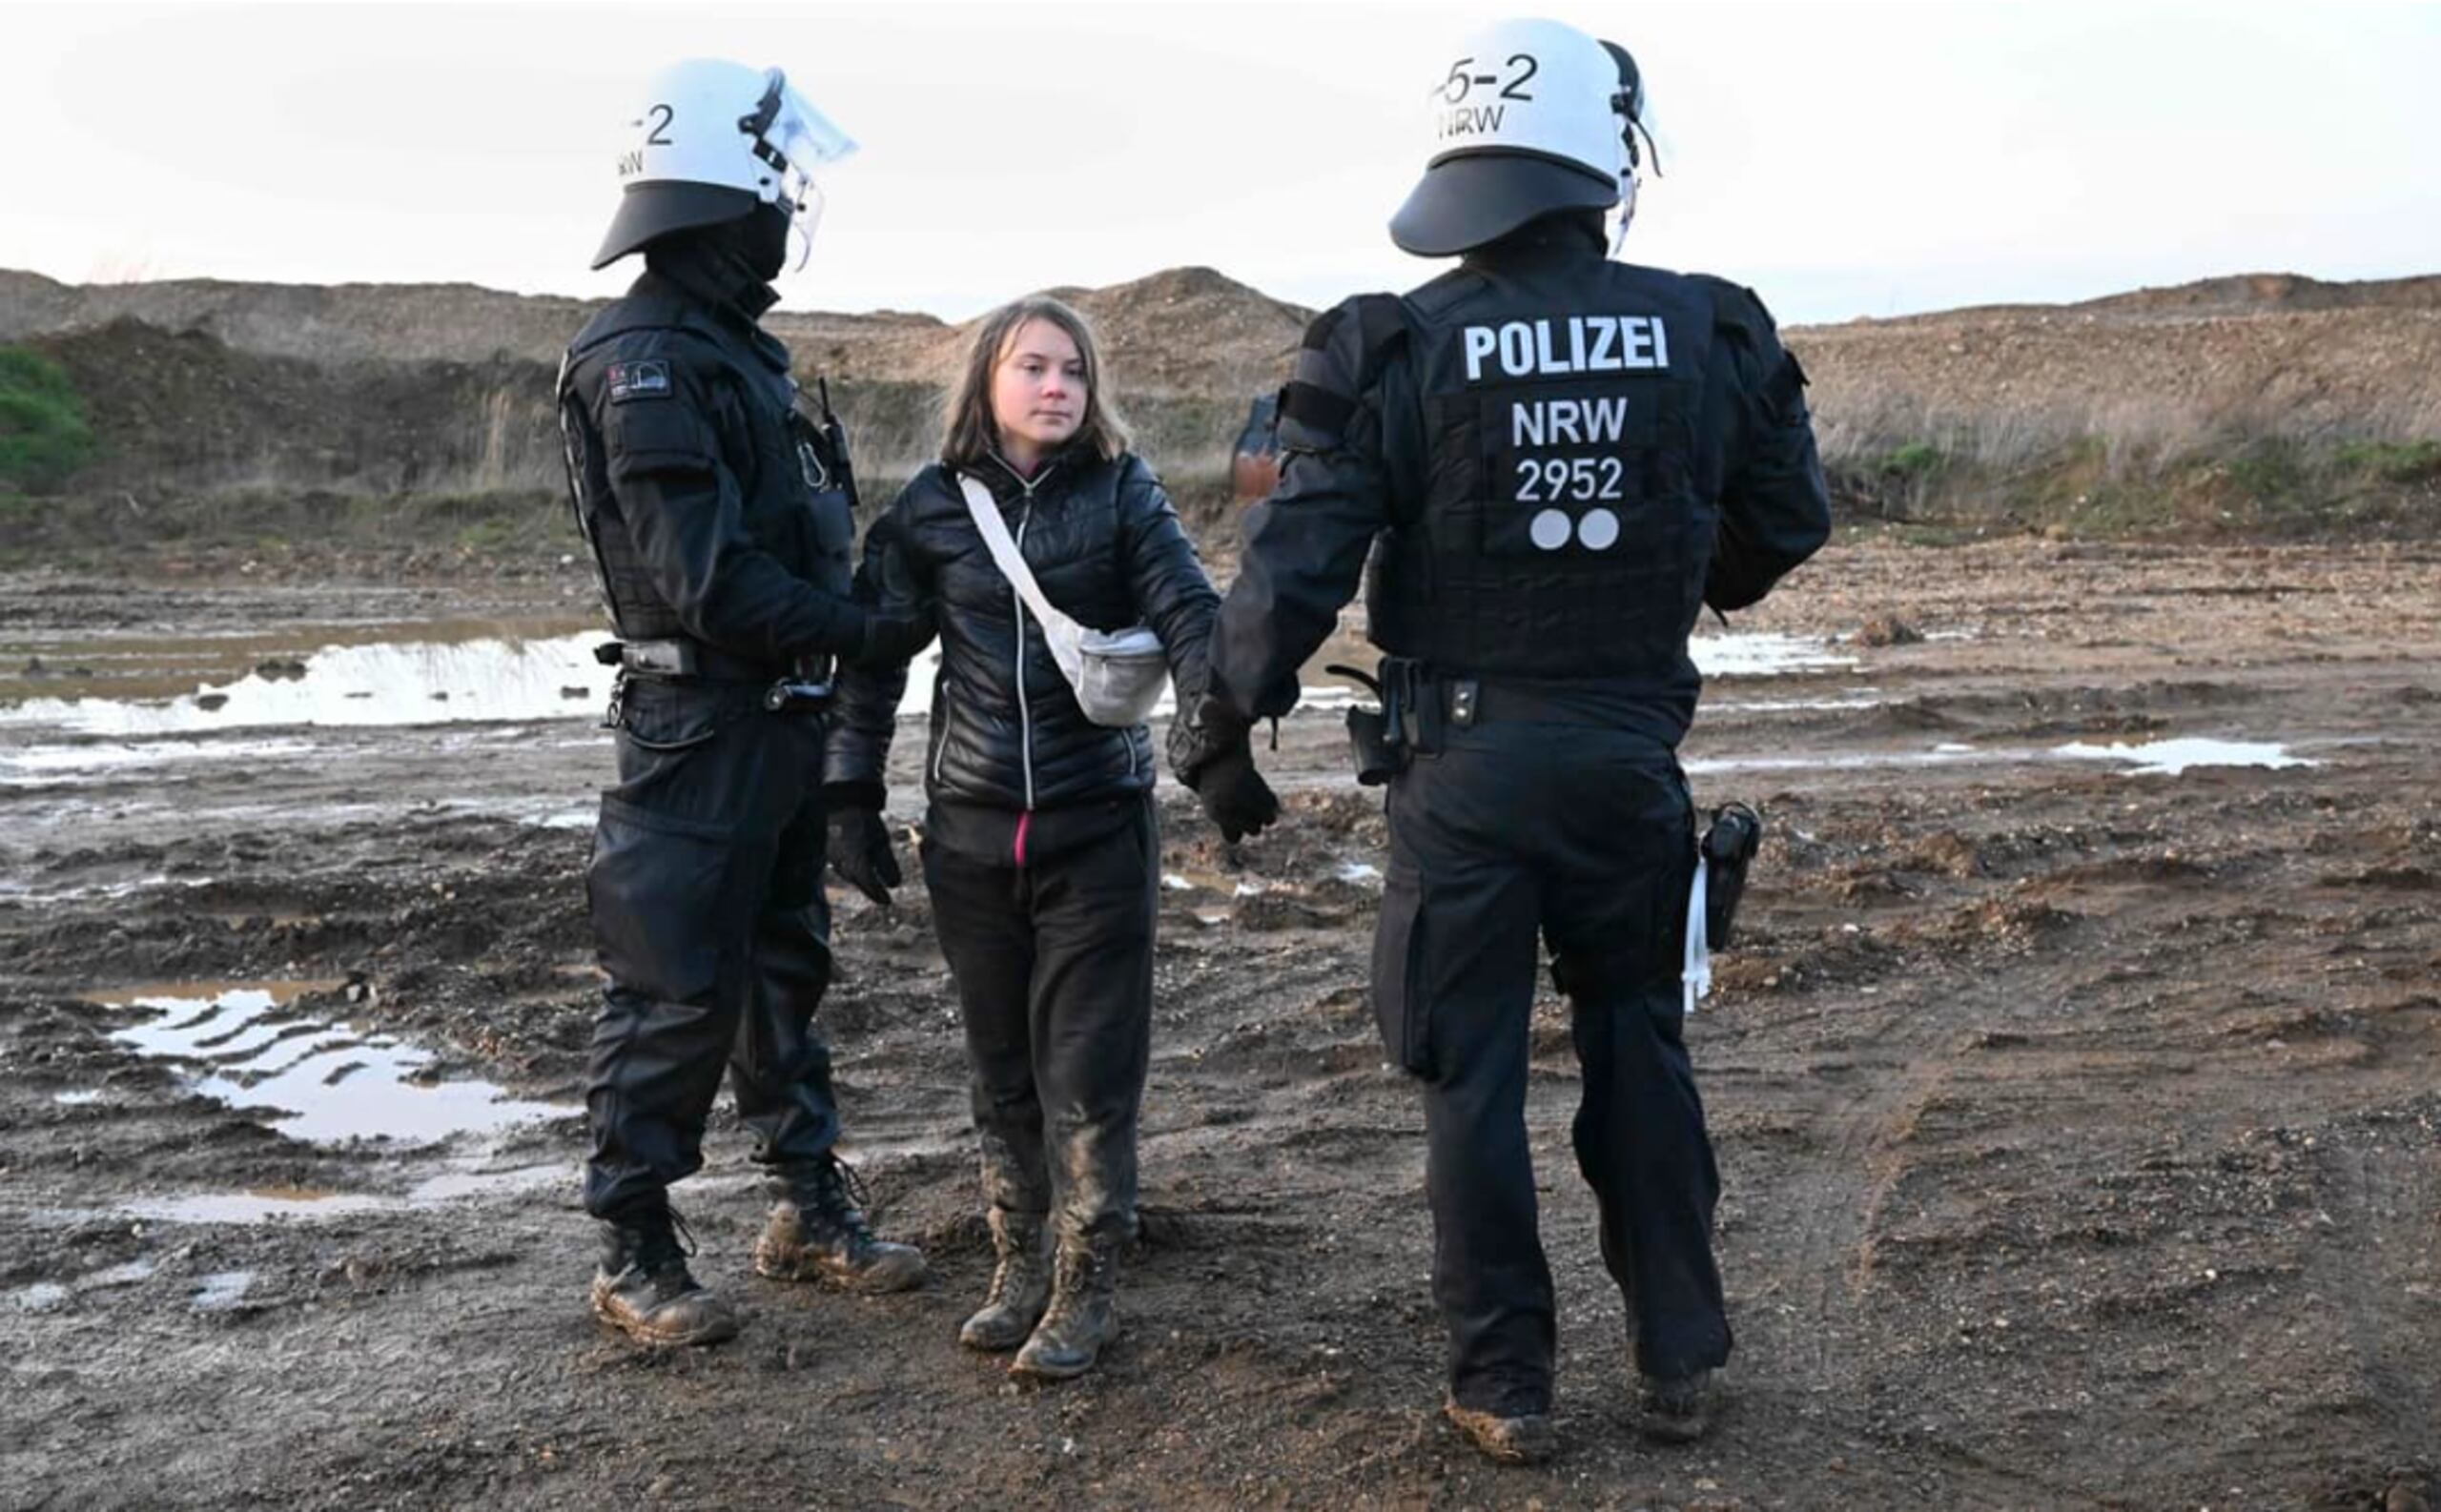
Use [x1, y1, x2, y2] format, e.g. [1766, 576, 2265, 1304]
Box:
[752, 1154, 930, 1293]
[1010, 1233, 1118, 1379]
[1636, 1369, 1716, 1443]
[589, 1205, 739, 1348]
[959, 1209, 1053, 1352]
[1444, 1398, 1559, 1465]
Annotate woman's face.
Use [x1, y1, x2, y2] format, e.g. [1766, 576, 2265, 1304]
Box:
[991, 318, 1086, 460]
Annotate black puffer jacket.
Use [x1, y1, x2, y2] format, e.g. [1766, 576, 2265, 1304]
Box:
[825, 448, 1218, 820]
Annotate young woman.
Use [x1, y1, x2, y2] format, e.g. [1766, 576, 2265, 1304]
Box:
[822, 296, 1260, 1379]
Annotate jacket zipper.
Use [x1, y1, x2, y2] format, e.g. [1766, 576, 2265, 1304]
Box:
[931, 692, 954, 785]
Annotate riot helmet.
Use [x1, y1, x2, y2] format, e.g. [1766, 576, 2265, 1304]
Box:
[591, 59, 857, 272]
[1389, 18, 1654, 258]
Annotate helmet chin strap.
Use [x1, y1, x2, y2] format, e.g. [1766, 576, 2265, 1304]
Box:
[1610, 174, 1639, 256]
[1608, 115, 1659, 257]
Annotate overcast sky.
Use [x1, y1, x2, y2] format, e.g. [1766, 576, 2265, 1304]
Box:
[5, 1, 2435, 325]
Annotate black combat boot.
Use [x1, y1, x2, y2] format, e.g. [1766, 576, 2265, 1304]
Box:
[1443, 1397, 1559, 1465]
[1011, 1231, 1118, 1380]
[589, 1204, 739, 1348]
[959, 1209, 1053, 1352]
[752, 1154, 930, 1293]
[1636, 1368, 1716, 1443]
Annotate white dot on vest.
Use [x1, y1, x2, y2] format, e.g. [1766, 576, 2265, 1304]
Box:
[1529, 509, 1572, 551]
[1578, 508, 1621, 550]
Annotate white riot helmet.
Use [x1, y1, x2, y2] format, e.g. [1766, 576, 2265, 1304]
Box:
[1389, 18, 1654, 258]
[591, 59, 857, 272]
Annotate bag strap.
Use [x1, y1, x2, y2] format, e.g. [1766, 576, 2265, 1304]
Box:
[955, 472, 1080, 643]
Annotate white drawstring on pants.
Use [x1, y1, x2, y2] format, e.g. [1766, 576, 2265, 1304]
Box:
[1682, 853, 1712, 1016]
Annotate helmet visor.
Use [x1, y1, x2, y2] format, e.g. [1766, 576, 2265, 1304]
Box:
[754, 71, 856, 210]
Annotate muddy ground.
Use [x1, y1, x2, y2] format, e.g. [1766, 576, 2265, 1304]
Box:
[3, 537, 2437, 1511]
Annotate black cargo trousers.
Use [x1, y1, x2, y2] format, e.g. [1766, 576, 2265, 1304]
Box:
[918, 799, 1159, 1243]
[583, 674, 843, 1220]
[1373, 713, 1732, 1417]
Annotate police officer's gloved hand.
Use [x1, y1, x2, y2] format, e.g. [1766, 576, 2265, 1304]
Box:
[826, 807, 902, 906]
[851, 608, 933, 670]
[1168, 694, 1280, 845]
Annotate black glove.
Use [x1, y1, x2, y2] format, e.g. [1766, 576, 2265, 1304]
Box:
[1169, 694, 1280, 844]
[827, 807, 903, 906]
[850, 608, 932, 670]
[1197, 744, 1280, 844]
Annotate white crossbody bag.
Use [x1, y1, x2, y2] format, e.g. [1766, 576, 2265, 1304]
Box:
[955, 472, 1169, 727]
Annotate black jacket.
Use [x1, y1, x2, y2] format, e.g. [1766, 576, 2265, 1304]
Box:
[825, 449, 1219, 839]
[1211, 215, 1831, 747]
[558, 248, 867, 665]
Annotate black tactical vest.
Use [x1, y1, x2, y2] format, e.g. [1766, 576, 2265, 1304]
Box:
[556, 283, 854, 644]
[1366, 260, 1720, 681]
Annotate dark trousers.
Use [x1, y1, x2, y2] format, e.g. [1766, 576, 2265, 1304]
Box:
[583, 677, 841, 1219]
[920, 799, 1157, 1241]
[1373, 721, 1732, 1416]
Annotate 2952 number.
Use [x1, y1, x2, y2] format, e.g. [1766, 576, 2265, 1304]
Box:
[1514, 456, 1624, 503]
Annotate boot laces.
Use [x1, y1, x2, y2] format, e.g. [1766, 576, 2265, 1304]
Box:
[806, 1155, 875, 1234]
[626, 1205, 700, 1279]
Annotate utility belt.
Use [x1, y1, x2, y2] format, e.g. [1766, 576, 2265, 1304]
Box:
[1332, 657, 1639, 784]
[594, 639, 834, 718]
[1332, 654, 1767, 1013]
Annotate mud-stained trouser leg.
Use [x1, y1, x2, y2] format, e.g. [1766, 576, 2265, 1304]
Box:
[583, 683, 803, 1219]
[1381, 750, 1556, 1417]
[925, 837, 1052, 1218]
[1026, 801, 1157, 1243]
[1541, 748, 1732, 1380]
[923, 802, 1157, 1240]
[731, 788, 844, 1177]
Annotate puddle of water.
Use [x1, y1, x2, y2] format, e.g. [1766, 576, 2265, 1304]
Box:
[3, 619, 1863, 752]
[0, 736, 326, 787]
[190, 1271, 256, 1312]
[116, 1161, 570, 1226]
[10, 1282, 71, 1314]
[82, 1258, 159, 1289]
[52, 1090, 105, 1106]
[1691, 632, 1856, 677]
[1334, 861, 1384, 885]
[2, 633, 609, 736]
[1708, 691, 1888, 714]
[888, 629, 1852, 725]
[0, 874, 217, 906]
[97, 983, 573, 1147]
[1688, 736, 2322, 779]
[2054, 738, 2312, 776]
[1686, 746, 1993, 776]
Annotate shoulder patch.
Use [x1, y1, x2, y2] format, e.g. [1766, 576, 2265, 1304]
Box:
[605, 359, 672, 404]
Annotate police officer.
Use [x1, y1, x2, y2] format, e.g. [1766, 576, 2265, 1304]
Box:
[1173, 20, 1832, 1461]
[558, 59, 932, 1347]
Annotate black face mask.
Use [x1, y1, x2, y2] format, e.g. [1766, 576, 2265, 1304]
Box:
[736, 200, 791, 282]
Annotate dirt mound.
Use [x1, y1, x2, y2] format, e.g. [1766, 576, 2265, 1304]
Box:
[27, 317, 561, 498]
[0, 264, 1305, 400]
[1843, 271, 2441, 328]
[10, 262, 2439, 543]
[1050, 266, 1311, 398]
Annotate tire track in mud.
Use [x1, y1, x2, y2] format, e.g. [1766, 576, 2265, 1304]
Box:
[2309, 1134, 2441, 1483]
[1726, 997, 1966, 1383]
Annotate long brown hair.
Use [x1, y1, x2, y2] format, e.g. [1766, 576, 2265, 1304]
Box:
[940, 296, 1130, 471]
